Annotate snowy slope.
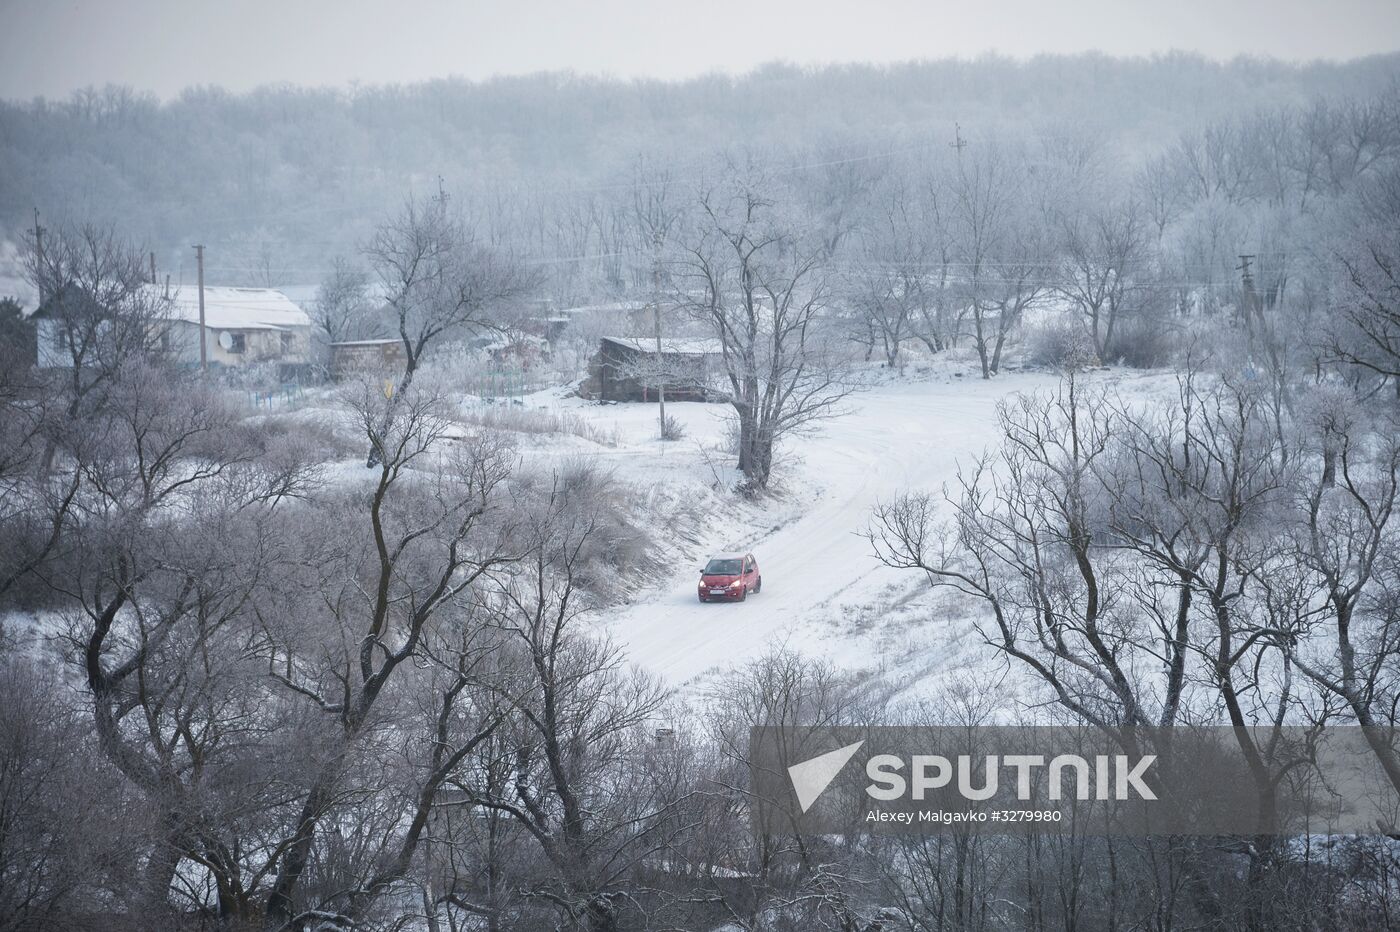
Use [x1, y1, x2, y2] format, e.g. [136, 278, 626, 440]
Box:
[581, 371, 1060, 687]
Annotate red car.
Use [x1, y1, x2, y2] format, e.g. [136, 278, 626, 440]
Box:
[698, 552, 762, 603]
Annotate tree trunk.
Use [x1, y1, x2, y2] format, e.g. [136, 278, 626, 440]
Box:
[366, 355, 417, 467]
[264, 771, 340, 928]
[973, 310, 991, 379]
[142, 826, 182, 925]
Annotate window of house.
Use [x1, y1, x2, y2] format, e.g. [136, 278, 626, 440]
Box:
[228, 333, 246, 354]
[280, 332, 294, 355]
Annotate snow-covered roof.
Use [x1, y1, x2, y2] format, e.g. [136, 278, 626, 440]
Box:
[602, 335, 723, 355]
[560, 301, 647, 315]
[154, 284, 311, 332]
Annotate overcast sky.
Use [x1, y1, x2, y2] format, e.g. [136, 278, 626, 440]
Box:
[2, 0, 1398, 100]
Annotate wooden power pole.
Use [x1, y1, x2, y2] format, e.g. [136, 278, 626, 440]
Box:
[950, 123, 968, 157]
[194, 244, 208, 374]
[1237, 254, 1257, 330]
[651, 231, 666, 438]
[32, 208, 45, 304]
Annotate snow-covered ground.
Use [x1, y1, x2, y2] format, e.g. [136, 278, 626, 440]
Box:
[508, 365, 1067, 695]
[4, 359, 1152, 708]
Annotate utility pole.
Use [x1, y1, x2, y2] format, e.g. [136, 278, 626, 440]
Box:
[1237, 254, 1257, 330]
[32, 208, 45, 304]
[651, 230, 666, 438]
[194, 244, 207, 374]
[950, 123, 968, 158]
[149, 251, 157, 285]
[1237, 254, 1255, 289]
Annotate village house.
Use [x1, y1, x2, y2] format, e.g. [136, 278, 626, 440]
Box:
[33, 283, 312, 373]
[581, 335, 724, 402]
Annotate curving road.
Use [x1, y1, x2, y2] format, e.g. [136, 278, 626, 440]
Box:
[600, 373, 1052, 686]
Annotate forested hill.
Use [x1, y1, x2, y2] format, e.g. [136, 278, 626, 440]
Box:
[2, 53, 1398, 290]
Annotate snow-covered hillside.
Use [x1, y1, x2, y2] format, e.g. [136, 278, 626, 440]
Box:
[503, 368, 1065, 692]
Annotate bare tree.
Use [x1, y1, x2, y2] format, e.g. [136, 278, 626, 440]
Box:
[0, 641, 138, 930]
[702, 649, 890, 931]
[1056, 197, 1152, 362]
[948, 139, 1023, 379]
[0, 343, 78, 602]
[1286, 394, 1400, 796]
[452, 474, 673, 931]
[796, 141, 885, 261]
[1136, 154, 1188, 245]
[311, 256, 381, 347]
[867, 367, 1372, 923]
[981, 179, 1053, 376]
[1169, 121, 1260, 206]
[22, 223, 170, 472]
[320, 611, 519, 929]
[258, 378, 518, 928]
[1329, 165, 1400, 392]
[42, 365, 315, 923]
[868, 375, 1169, 738]
[363, 193, 535, 464]
[841, 177, 939, 366]
[675, 169, 855, 491]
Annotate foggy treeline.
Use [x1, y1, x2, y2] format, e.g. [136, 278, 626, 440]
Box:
[3, 53, 1399, 292]
[3, 49, 1400, 932]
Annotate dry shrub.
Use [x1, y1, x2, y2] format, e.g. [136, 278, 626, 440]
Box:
[1104, 316, 1180, 368]
[510, 457, 660, 598]
[458, 404, 619, 446]
[1025, 316, 1099, 369]
[660, 413, 687, 442]
[247, 411, 360, 462]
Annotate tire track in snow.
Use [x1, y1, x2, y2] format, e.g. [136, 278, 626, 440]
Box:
[601, 375, 1053, 687]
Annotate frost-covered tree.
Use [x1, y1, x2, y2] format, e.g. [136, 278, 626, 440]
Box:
[674, 167, 854, 491]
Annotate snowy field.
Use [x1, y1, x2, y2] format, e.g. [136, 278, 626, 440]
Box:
[5, 362, 1156, 710]
[500, 365, 1086, 697]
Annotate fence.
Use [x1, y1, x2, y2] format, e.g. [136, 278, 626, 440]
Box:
[248, 383, 306, 410]
[460, 366, 556, 399]
[241, 368, 555, 409]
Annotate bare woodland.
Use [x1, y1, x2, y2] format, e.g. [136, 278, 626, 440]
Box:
[2, 54, 1400, 932]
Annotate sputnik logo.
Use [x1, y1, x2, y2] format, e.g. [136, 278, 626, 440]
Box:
[788, 740, 865, 812]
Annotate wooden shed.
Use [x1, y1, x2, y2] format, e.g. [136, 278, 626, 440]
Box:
[329, 339, 406, 379]
[582, 336, 723, 402]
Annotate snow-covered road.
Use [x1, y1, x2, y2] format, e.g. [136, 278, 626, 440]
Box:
[597, 372, 1055, 686]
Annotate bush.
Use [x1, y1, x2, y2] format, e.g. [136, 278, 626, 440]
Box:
[1025, 316, 1098, 369]
[457, 404, 619, 446]
[1104, 316, 1179, 369]
[659, 413, 687, 442]
[248, 411, 361, 461]
[511, 458, 662, 597]
[0, 509, 71, 612]
[721, 417, 742, 456]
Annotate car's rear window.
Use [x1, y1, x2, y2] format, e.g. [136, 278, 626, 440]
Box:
[705, 559, 743, 575]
